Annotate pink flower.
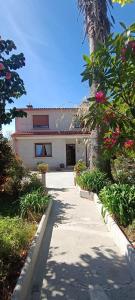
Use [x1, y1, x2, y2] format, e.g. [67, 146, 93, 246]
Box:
[0, 62, 4, 70]
[127, 40, 135, 55]
[95, 91, 106, 103]
[124, 140, 134, 149]
[112, 127, 120, 138]
[121, 47, 127, 62]
[6, 72, 11, 80]
[104, 137, 117, 149]
[121, 47, 127, 55]
[128, 40, 135, 49]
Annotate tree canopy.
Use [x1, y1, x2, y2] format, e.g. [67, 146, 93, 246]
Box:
[0, 38, 26, 129]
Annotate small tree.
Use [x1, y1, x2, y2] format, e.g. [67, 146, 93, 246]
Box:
[0, 37, 26, 130]
[81, 23, 135, 174]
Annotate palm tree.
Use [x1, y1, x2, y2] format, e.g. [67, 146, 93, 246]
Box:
[78, 0, 113, 172]
[78, 0, 112, 52]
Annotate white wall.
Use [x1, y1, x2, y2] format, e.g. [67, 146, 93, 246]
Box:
[16, 137, 88, 169]
[17, 138, 66, 169]
[16, 109, 78, 132]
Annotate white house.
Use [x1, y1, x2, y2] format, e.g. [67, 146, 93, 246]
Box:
[12, 105, 91, 170]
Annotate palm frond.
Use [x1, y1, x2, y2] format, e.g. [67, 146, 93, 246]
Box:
[78, 0, 113, 42]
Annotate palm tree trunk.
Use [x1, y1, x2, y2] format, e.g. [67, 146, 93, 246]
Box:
[78, 0, 112, 172]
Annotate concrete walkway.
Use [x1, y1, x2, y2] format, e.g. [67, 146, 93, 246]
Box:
[29, 173, 135, 300]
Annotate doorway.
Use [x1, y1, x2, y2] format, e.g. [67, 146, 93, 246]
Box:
[66, 144, 76, 166]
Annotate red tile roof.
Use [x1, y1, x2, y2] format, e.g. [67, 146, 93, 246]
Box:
[12, 130, 91, 137]
[16, 107, 78, 111]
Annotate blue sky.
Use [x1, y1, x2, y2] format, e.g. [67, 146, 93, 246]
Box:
[2, 0, 135, 136]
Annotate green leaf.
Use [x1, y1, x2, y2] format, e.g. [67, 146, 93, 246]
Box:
[120, 22, 127, 31]
[83, 55, 91, 65]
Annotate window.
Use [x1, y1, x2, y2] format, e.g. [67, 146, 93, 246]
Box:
[35, 143, 52, 157]
[33, 115, 49, 128]
[73, 115, 81, 128]
[74, 120, 81, 128]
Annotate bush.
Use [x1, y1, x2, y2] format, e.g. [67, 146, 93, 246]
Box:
[21, 174, 44, 194]
[112, 156, 135, 184]
[0, 137, 13, 176]
[3, 155, 27, 196]
[0, 138, 27, 196]
[0, 138, 14, 191]
[99, 184, 135, 226]
[74, 160, 87, 175]
[76, 169, 110, 193]
[37, 163, 48, 173]
[20, 188, 51, 219]
[0, 217, 35, 258]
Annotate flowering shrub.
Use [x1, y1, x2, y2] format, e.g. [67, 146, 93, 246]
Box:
[82, 23, 135, 159]
[124, 140, 134, 149]
[95, 91, 106, 103]
[21, 174, 44, 195]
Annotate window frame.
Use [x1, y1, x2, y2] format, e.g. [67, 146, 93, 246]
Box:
[33, 115, 49, 129]
[73, 115, 81, 129]
[35, 143, 52, 157]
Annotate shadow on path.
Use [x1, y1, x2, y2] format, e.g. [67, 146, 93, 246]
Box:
[41, 247, 135, 300]
[29, 188, 76, 300]
[29, 188, 135, 300]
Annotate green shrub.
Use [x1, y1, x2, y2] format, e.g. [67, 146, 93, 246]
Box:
[21, 174, 44, 194]
[74, 160, 87, 175]
[37, 163, 48, 173]
[0, 137, 13, 178]
[76, 169, 110, 193]
[1, 144, 27, 196]
[112, 156, 135, 184]
[20, 188, 51, 219]
[0, 217, 35, 258]
[99, 184, 135, 226]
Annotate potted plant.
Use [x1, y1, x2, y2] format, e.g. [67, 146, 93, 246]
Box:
[74, 160, 87, 185]
[37, 163, 48, 188]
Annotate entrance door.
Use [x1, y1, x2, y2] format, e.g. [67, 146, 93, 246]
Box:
[66, 144, 76, 166]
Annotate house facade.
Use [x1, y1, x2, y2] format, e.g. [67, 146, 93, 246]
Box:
[12, 106, 91, 170]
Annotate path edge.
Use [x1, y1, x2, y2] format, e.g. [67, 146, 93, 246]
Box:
[79, 187, 135, 279]
[11, 198, 53, 300]
[94, 192, 135, 279]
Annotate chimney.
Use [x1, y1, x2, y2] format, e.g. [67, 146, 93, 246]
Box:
[26, 103, 33, 109]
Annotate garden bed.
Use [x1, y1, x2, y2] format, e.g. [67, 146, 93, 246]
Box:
[120, 224, 135, 248]
[0, 174, 51, 300]
[0, 212, 36, 300]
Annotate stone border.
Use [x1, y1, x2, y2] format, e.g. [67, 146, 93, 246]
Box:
[76, 185, 94, 200]
[11, 198, 53, 300]
[79, 188, 135, 279]
[80, 189, 94, 200]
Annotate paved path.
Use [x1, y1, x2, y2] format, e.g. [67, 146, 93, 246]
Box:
[29, 172, 135, 300]
[46, 171, 74, 189]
